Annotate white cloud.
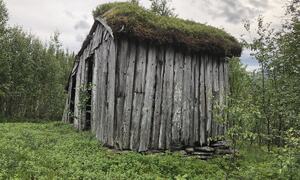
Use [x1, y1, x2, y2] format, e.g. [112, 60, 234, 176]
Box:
[4, 0, 284, 68]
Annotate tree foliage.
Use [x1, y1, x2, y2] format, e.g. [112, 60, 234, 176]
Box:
[0, 2, 74, 120]
[149, 0, 176, 17]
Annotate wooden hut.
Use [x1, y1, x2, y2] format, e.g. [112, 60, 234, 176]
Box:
[63, 2, 242, 152]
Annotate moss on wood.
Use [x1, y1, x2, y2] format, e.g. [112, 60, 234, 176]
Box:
[93, 2, 242, 57]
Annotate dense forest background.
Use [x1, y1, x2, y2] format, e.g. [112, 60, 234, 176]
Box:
[0, 0, 74, 120]
[0, 0, 299, 178]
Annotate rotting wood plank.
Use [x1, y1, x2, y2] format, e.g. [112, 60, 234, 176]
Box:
[172, 51, 184, 148]
[130, 42, 148, 151]
[199, 55, 206, 145]
[190, 54, 196, 145]
[115, 39, 130, 149]
[97, 40, 109, 144]
[205, 55, 213, 140]
[218, 57, 225, 135]
[106, 38, 117, 147]
[224, 58, 229, 132]
[193, 55, 200, 144]
[121, 40, 135, 150]
[151, 47, 165, 150]
[139, 46, 157, 152]
[74, 57, 84, 130]
[182, 54, 192, 145]
[159, 47, 174, 149]
[91, 52, 98, 134]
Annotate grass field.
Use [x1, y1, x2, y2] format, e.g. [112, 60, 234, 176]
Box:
[0, 121, 298, 179]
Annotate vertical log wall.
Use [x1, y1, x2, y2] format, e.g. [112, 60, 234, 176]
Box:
[66, 22, 229, 152]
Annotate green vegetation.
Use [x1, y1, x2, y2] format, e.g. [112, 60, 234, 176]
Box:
[1, 121, 299, 179]
[0, 0, 74, 120]
[0, 0, 299, 179]
[93, 2, 241, 56]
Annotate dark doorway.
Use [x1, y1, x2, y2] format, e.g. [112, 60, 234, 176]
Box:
[70, 74, 77, 124]
[84, 56, 94, 130]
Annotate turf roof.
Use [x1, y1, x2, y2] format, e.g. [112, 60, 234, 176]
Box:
[93, 2, 242, 57]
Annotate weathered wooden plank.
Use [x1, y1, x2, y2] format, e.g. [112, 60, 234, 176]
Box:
[212, 57, 219, 138]
[139, 46, 157, 152]
[91, 53, 99, 134]
[115, 39, 130, 149]
[92, 25, 103, 50]
[96, 40, 109, 144]
[121, 40, 136, 150]
[193, 55, 200, 144]
[106, 38, 117, 147]
[130, 42, 148, 151]
[199, 55, 206, 145]
[74, 56, 85, 130]
[224, 58, 229, 132]
[151, 47, 165, 149]
[190, 54, 196, 145]
[218, 57, 225, 135]
[182, 54, 192, 145]
[205, 55, 213, 140]
[172, 51, 184, 148]
[159, 47, 174, 149]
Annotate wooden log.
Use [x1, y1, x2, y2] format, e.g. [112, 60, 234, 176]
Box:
[130, 42, 147, 151]
[159, 47, 174, 149]
[121, 40, 136, 149]
[151, 47, 165, 149]
[106, 39, 117, 147]
[139, 46, 157, 152]
[172, 51, 184, 147]
[182, 54, 192, 145]
[199, 55, 206, 145]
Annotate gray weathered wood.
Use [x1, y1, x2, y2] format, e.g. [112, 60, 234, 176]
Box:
[130, 42, 147, 150]
[172, 51, 184, 147]
[151, 47, 165, 149]
[159, 47, 174, 149]
[193, 55, 200, 144]
[205, 55, 213, 139]
[182, 54, 192, 144]
[199, 55, 206, 145]
[121, 39, 135, 149]
[218, 57, 225, 135]
[139, 46, 157, 152]
[106, 38, 117, 147]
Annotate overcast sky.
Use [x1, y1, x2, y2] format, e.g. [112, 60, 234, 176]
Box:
[4, 0, 286, 71]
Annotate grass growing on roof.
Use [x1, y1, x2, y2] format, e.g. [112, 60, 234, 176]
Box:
[93, 2, 242, 56]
